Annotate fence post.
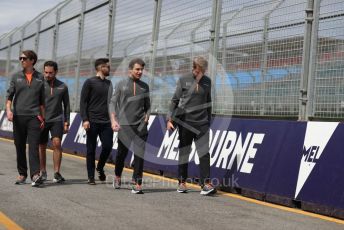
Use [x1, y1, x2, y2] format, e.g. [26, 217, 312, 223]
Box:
[260, 0, 285, 116]
[191, 18, 209, 69]
[149, 0, 162, 90]
[306, 0, 321, 119]
[19, 24, 27, 57]
[5, 35, 12, 78]
[260, 16, 270, 116]
[52, 0, 72, 60]
[52, 7, 61, 60]
[209, 0, 222, 110]
[107, 0, 117, 68]
[299, 0, 315, 120]
[163, 22, 182, 73]
[34, 19, 41, 54]
[73, 0, 86, 112]
[221, 10, 241, 70]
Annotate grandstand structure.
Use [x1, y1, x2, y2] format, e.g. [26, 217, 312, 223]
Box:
[0, 0, 343, 120]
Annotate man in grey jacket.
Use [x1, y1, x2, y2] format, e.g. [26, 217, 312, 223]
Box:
[166, 56, 216, 195]
[39, 61, 70, 183]
[109, 58, 150, 194]
[6, 50, 45, 187]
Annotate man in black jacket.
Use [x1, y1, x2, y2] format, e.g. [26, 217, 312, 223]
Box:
[109, 58, 150, 194]
[6, 50, 45, 187]
[80, 58, 113, 185]
[39, 61, 70, 183]
[166, 56, 216, 195]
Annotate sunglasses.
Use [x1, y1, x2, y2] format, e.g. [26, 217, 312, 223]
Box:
[19, 57, 28, 61]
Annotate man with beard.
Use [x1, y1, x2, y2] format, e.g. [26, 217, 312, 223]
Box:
[80, 58, 113, 185]
[39, 61, 70, 183]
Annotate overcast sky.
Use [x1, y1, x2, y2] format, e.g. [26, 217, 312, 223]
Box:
[0, 0, 65, 36]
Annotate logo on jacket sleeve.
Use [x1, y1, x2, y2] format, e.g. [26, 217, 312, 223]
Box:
[294, 122, 338, 198]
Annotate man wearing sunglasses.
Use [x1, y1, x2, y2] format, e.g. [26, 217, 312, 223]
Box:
[6, 50, 45, 187]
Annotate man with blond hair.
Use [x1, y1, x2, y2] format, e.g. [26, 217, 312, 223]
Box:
[167, 56, 216, 195]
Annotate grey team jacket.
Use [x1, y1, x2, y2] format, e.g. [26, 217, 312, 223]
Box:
[6, 70, 45, 116]
[44, 78, 70, 124]
[109, 76, 150, 126]
[168, 74, 212, 126]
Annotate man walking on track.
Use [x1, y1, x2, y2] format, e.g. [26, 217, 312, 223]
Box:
[6, 50, 45, 187]
[80, 58, 113, 185]
[166, 56, 217, 196]
[109, 58, 150, 194]
[39, 61, 70, 183]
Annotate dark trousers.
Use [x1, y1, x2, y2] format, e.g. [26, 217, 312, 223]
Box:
[86, 122, 113, 179]
[115, 125, 148, 185]
[178, 124, 210, 186]
[13, 115, 41, 179]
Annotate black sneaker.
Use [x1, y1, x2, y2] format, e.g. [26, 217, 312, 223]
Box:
[15, 175, 27, 185]
[31, 174, 43, 187]
[41, 171, 47, 181]
[177, 182, 188, 193]
[88, 178, 96, 185]
[96, 168, 106, 182]
[53, 172, 65, 183]
[200, 183, 217, 195]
